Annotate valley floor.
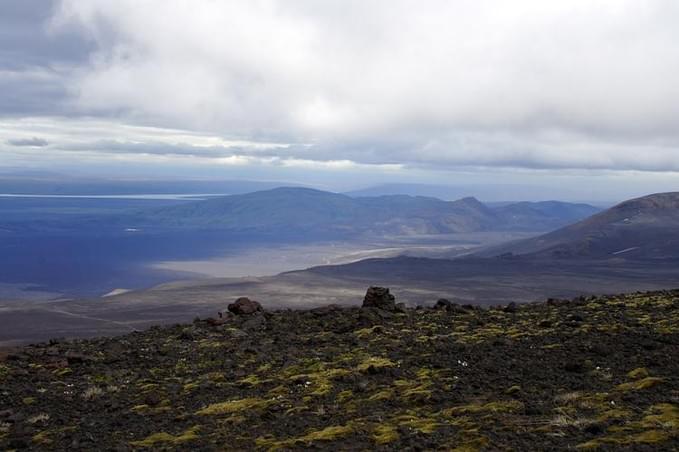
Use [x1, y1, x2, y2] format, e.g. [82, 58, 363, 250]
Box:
[1, 290, 678, 450]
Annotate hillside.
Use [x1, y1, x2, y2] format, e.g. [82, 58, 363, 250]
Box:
[479, 192, 679, 259]
[1, 290, 678, 450]
[129, 187, 599, 236]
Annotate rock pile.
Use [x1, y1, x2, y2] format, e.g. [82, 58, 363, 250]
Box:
[228, 297, 263, 315]
[362, 286, 397, 311]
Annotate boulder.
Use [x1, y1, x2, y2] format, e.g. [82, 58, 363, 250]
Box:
[362, 286, 396, 311]
[504, 302, 518, 313]
[228, 297, 263, 315]
[434, 299, 452, 310]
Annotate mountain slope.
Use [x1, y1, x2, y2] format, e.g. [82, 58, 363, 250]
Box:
[480, 192, 679, 259]
[494, 201, 601, 231]
[2, 291, 678, 450]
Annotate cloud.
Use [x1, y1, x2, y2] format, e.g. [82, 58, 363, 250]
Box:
[6, 137, 49, 147]
[3, 0, 679, 180]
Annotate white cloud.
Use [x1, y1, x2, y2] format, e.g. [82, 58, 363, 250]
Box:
[9, 0, 679, 175]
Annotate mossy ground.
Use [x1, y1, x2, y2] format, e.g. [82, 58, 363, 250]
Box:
[1, 290, 678, 450]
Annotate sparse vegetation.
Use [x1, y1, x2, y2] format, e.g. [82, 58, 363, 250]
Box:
[1, 290, 678, 450]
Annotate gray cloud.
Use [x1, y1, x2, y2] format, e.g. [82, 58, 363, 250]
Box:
[2, 0, 679, 188]
[0, 0, 92, 116]
[6, 137, 49, 147]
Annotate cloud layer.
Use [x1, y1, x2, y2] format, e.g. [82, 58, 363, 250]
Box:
[2, 0, 679, 189]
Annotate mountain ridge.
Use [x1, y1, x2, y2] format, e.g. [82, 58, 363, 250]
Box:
[131, 187, 600, 236]
[477, 192, 679, 260]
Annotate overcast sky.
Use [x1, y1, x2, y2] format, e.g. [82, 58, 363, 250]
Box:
[2, 0, 679, 201]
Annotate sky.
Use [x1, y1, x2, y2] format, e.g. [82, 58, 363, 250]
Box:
[2, 0, 679, 201]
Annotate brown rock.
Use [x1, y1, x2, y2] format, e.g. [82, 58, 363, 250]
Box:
[362, 287, 396, 311]
[228, 297, 263, 315]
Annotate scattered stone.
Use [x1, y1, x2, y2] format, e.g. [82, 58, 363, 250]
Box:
[241, 314, 267, 331]
[434, 299, 452, 309]
[362, 287, 396, 311]
[228, 297, 263, 315]
[311, 304, 342, 316]
[504, 302, 518, 313]
[567, 313, 584, 322]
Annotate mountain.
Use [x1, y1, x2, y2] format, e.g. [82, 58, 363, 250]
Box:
[345, 182, 591, 203]
[133, 187, 599, 236]
[480, 192, 679, 260]
[493, 201, 601, 231]
[0, 176, 298, 196]
[139, 187, 498, 235]
[345, 183, 474, 200]
[2, 290, 679, 450]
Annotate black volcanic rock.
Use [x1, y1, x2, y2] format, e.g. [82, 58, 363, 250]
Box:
[362, 286, 396, 310]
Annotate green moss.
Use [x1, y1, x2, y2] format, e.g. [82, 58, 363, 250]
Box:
[505, 385, 521, 395]
[642, 403, 679, 429]
[616, 377, 664, 392]
[183, 382, 200, 391]
[444, 400, 524, 416]
[577, 430, 671, 449]
[288, 367, 351, 396]
[373, 424, 399, 444]
[32, 431, 52, 445]
[402, 384, 433, 401]
[396, 415, 439, 434]
[257, 363, 272, 373]
[597, 409, 633, 422]
[239, 374, 264, 386]
[357, 356, 396, 372]
[22, 397, 36, 405]
[369, 388, 395, 401]
[578, 403, 679, 449]
[54, 367, 72, 377]
[267, 385, 289, 397]
[451, 436, 491, 451]
[196, 398, 271, 415]
[354, 326, 382, 338]
[129, 426, 200, 447]
[336, 390, 353, 403]
[31, 427, 77, 446]
[627, 367, 650, 380]
[256, 424, 354, 449]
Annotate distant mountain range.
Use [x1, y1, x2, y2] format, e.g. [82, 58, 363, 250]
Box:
[0, 175, 300, 196]
[133, 187, 601, 236]
[479, 192, 679, 260]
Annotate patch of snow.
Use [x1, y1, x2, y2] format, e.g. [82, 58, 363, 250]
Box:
[612, 247, 639, 255]
[102, 288, 131, 297]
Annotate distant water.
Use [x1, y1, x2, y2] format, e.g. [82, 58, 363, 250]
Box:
[0, 230, 265, 300]
[0, 193, 225, 200]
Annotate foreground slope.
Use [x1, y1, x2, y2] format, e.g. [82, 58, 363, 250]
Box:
[1, 291, 678, 450]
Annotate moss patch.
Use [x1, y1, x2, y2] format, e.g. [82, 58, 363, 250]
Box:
[195, 398, 271, 415]
[130, 426, 200, 447]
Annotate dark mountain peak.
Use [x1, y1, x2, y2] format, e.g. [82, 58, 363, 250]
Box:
[455, 196, 484, 206]
[609, 192, 679, 212]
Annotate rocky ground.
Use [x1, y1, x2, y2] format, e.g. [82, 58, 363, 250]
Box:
[1, 288, 679, 451]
